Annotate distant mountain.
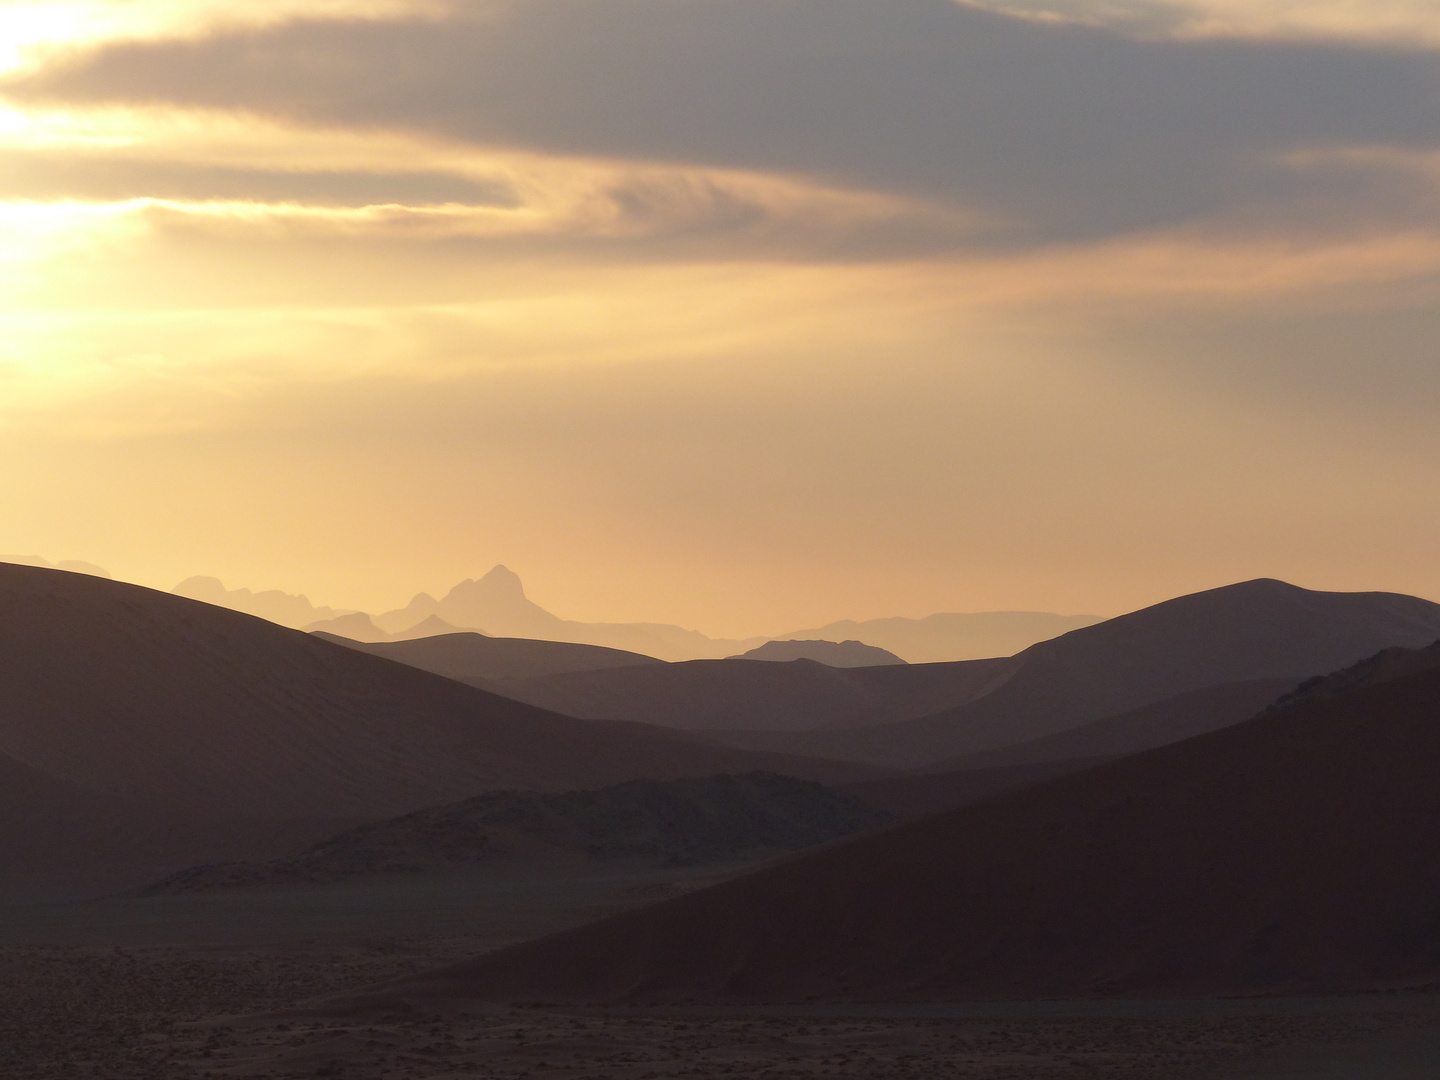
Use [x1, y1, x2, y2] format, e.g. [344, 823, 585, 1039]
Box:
[774, 612, 1103, 663]
[0, 564, 880, 893]
[173, 575, 354, 630]
[173, 564, 1098, 663]
[732, 639, 905, 667]
[143, 773, 890, 892]
[700, 579, 1440, 768]
[373, 655, 1440, 1004]
[319, 630, 663, 682]
[303, 611, 392, 642]
[372, 565, 765, 661]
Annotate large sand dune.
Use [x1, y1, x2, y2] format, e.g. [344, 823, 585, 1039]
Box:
[699, 578, 1440, 766]
[475, 653, 1012, 733]
[381, 653, 1440, 1003]
[0, 563, 877, 830]
[318, 629, 664, 681]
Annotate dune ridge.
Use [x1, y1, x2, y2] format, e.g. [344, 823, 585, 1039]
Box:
[0, 563, 879, 838]
[373, 657, 1440, 1005]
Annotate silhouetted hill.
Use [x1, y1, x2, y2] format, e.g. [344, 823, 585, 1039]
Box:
[732, 639, 905, 667]
[303, 611, 392, 642]
[390, 614, 474, 640]
[143, 773, 891, 892]
[774, 611, 1103, 663]
[452, 580, 1440, 755]
[836, 679, 1296, 820]
[0, 563, 880, 830]
[699, 579, 1440, 767]
[478, 656, 1014, 733]
[373, 658, 1440, 1004]
[319, 630, 664, 682]
[1265, 638, 1440, 713]
[928, 676, 1299, 772]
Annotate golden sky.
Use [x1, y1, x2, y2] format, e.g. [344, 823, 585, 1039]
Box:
[2, 0, 1440, 634]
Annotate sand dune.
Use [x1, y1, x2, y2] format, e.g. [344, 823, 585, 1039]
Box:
[0, 751, 356, 898]
[928, 676, 1299, 772]
[775, 610, 1103, 663]
[376, 655, 1440, 1005]
[731, 639, 906, 666]
[320, 629, 663, 682]
[838, 678, 1296, 819]
[474, 579, 1438, 758]
[144, 772, 890, 892]
[697, 578, 1440, 766]
[0, 563, 878, 830]
[478, 655, 1014, 733]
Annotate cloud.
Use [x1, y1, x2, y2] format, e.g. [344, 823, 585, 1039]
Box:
[8, 0, 1440, 245]
[0, 0, 450, 75]
[958, 1, 1440, 47]
[0, 151, 515, 205]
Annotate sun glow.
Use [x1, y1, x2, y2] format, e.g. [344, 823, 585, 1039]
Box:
[0, 0, 447, 76]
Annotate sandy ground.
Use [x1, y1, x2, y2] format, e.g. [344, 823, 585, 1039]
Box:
[3, 939, 1436, 1080]
[5, 871, 1440, 1079]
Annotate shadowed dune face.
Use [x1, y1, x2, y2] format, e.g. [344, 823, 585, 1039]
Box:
[0, 563, 878, 825]
[320, 630, 664, 682]
[700, 578, 1440, 766]
[731, 639, 906, 667]
[480, 579, 1440, 760]
[379, 661, 1440, 1005]
[0, 751, 357, 899]
[471, 655, 1017, 733]
[142, 772, 892, 893]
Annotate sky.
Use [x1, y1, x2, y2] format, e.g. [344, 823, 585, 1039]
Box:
[1, 0, 1439, 635]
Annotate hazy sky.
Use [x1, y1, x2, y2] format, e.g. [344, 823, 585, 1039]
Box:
[2, 0, 1439, 635]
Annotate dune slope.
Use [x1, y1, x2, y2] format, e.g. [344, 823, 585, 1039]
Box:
[144, 772, 891, 892]
[701, 578, 1440, 766]
[0, 563, 876, 824]
[383, 659, 1440, 1003]
[319, 630, 663, 681]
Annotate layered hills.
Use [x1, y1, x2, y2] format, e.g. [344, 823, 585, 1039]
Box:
[283, 564, 1097, 662]
[145, 773, 890, 892]
[446, 580, 1440, 773]
[319, 631, 663, 682]
[702, 578, 1440, 766]
[0, 563, 878, 890]
[378, 651, 1440, 1005]
[731, 639, 905, 667]
[471, 655, 1014, 734]
[844, 675, 1297, 819]
[774, 611, 1101, 664]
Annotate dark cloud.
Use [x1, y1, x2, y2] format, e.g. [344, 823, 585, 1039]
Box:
[8, 0, 1440, 241]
